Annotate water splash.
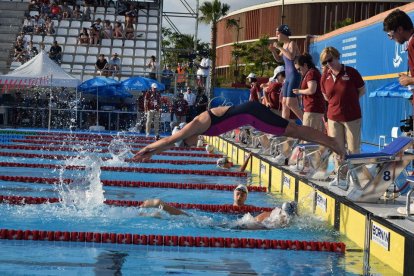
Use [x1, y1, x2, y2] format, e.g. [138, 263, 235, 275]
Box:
[56, 153, 105, 214]
[107, 137, 133, 164]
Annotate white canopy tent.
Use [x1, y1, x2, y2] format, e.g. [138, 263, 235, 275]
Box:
[0, 50, 80, 88]
[0, 51, 81, 130]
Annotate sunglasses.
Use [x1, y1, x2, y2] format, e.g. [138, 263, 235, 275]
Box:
[387, 30, 395, 39]
[322, 58, 334, 66]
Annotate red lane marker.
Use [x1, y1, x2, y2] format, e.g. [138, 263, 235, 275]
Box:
[0, 175, 266, 192]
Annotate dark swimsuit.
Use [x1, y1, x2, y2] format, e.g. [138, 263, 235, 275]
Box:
[203, 101, 289, 136]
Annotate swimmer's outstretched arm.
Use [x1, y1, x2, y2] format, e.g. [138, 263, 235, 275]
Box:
[132, 112, 211, 161]
[140, 199, 188, 216]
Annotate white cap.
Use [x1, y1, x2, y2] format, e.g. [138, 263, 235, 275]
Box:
[151, 83, 158, 89]
[234, 184, 248, 194]
[271, 66, 285, 80]
[247, 73, 256, 79]
[216, 157, 228, 167]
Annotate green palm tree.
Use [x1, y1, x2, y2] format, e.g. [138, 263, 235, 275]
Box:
[199, 0, 230, 97]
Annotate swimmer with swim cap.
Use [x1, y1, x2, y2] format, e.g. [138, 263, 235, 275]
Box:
[216, 157, 233, 169]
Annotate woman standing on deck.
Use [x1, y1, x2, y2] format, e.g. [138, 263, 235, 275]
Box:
[268, 24, 303, 121]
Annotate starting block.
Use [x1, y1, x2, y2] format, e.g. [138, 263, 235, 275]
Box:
[338, 136, 414, 203]
[288, 143, 334, 179]
[270, 137, 298, 165]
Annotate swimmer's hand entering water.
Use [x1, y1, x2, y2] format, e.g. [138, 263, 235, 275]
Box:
[132, 147, 156, 161]
[140, 198, 188, 216]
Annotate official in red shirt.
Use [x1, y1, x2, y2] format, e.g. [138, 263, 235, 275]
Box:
[247, 73, 261, 102]
[383, 9, 414, 97]
[262, 66, 285, 114]
[144, 83, 162, 139]
[320, 47, 365, 157]
[293, 53, 326, 132]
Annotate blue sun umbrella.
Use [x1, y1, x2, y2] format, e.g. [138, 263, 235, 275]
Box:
[121, 76, 165, 91]
[369, 81, 412, 99]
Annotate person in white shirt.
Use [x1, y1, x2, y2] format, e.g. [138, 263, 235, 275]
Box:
[183, 87, 196, 122]
[197, 55, 211, 87]
[146, 55, 158, 80]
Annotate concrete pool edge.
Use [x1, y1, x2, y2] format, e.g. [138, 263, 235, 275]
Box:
[208, 135, 414, 275]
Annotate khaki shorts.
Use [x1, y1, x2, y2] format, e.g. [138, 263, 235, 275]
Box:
[303, 112, 325, 132]
[327, 118, 361, 154]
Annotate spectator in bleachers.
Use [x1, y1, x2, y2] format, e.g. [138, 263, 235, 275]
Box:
[61, 2, 72, 19]
[23, 16, 35, 33]
[39, 2, 50, 17]
[49, 40, 62, 64]
[72, 5, 81, 19]
[172, 93, 188, 123]
[161, 64, 174, 93]
[124, 3, 138, 23]
[82, 5, 91, 21]
[29, 0, 40, 12]
[89, 25, 100, 45]
[16, 32, 28, 47]
[26, 41, 39, 60]
[77, 27, 89, 44]
[124, 18, 135, 40]
[92, 18, 103, 32]
[146, 56, 157, 80]
[14, 40, 26, 63]
[105, 53, 121, 79]
[113, 21, 124, 38]
[34, 15, 45, 34]
[103, 20, 113, 39]
[95, 54, 108, 76]
[50, 3, 61, 20]
[44, 16, 55, 35]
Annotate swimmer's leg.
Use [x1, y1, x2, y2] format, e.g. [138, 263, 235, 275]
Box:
[284, 122, 345, 157]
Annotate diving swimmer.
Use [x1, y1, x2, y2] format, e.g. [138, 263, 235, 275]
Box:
[132, 101, 345, 161]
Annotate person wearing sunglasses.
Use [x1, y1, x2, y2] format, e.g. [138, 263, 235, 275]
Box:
[319, 47, 366, 187]
[268, 24, 303, 122]
[383, 9, 414, 92]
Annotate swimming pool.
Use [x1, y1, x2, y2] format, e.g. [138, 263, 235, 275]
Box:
[0, 131, 399, 275]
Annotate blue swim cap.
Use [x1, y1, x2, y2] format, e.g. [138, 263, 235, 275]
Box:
[277, 24, 292, 36]
[282, 201, 297, 216]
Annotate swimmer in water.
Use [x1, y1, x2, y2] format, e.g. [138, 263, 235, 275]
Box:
[216, 157, 233, 169]
[132, 101, 345, 161]
[139, 184, 297, 226]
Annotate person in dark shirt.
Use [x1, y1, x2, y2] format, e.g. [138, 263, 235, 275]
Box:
[49, 40, 62, 64]
[95, 54, 108, 76]
[195, 87, 208, 115]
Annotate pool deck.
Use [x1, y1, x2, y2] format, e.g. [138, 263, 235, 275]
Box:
[208, 134, 414, 276]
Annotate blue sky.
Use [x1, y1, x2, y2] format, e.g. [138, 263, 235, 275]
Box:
[163, 0, 271, 43]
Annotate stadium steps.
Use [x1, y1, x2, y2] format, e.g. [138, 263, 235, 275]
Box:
[0, 1, 27, 73]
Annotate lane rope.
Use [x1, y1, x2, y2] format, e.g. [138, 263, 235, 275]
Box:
[0, 228, 346, 252]
[0, 151, 218, 165]
[0, 162, 247, 177]
[0, 195, 270, 213]
[0, 175, 266, 192]
[0, 145, 222, 158]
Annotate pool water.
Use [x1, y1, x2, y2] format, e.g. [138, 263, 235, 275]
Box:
[0, 132, 399, 275]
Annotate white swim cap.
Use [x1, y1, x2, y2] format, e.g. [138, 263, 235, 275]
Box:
[234, 184, 248, 194]
[206, 144, 214, 153]
[216, 157, 228, 167]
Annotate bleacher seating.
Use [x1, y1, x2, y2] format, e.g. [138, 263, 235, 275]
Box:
[13, 1, 161, 81]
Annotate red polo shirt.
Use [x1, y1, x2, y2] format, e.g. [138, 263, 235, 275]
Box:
[265, 81, 282, 110]
[249, 83, 260, 102]
[320, 65, 364, 122]
[301, 68, 325, 114]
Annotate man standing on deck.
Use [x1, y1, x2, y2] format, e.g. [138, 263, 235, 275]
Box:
[383, 9, 414, 93]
